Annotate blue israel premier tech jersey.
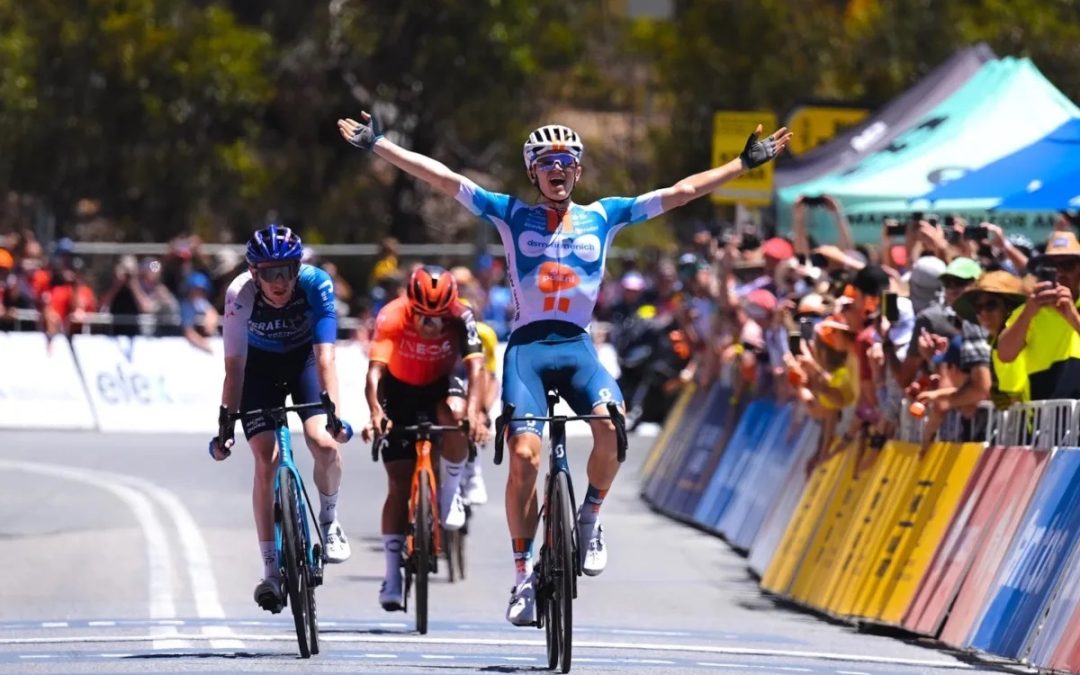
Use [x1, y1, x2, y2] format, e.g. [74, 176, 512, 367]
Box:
[223, 264, 337, 356]
[454, 178, 664, 332]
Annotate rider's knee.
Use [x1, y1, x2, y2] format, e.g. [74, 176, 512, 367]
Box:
[443, 397, 466, 421]
[307, 433, 339, 460]
[508, 434, 541, 484]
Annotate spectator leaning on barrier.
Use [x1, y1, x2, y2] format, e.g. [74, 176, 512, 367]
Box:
[997, 231, 1080, 401]
[137, 257, 180, 330]
[953, 271, 1029, 408]
[913, 257, 992, 421]
[99, 255, 150, 336]
[180, 271, 219, 353]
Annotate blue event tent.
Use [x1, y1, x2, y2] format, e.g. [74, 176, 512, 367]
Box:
[917, 119, 1080, 208]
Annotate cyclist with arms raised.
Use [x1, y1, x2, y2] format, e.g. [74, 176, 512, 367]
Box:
[362, 265, 490, 611]
[209, 225, 354, 613]
[338, 112, 790, 625]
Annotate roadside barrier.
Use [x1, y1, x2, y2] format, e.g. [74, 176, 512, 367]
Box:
[643, 388, 1080, 673]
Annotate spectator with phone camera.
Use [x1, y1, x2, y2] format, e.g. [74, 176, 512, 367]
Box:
[997, 231, 1080, 400]
[952, 271, 1029, 407]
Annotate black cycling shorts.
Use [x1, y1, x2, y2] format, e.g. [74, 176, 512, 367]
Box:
[378, 373, 465, 463]
[239, 344, 324, 439]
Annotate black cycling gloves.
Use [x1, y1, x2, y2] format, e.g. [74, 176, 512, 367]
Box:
[739, 126, 779, 170]
[346, 113, 384, 151]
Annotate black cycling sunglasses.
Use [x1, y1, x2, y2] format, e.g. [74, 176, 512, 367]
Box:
[254, 262, 298, 283]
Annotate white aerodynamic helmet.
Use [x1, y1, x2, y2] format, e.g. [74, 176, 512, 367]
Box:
[522, 124, 584, 171]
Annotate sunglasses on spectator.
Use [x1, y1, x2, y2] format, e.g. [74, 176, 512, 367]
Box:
[254, 263, 298, 283]
[974, 299, 1004, 313]
[533, 153, 578, 171]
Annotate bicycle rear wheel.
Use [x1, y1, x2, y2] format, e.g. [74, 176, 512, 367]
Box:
[280, 472, 313, 658]
[414, 470, 433, 635]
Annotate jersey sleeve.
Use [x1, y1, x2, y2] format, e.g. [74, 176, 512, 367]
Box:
[454, 177, 516, 224]
[223, 274, 256, 358]
[369, 302, 404, 365]
[597, 191, 665, 231]
[455, 305, 484, 360]
[300, 265, 338, 344]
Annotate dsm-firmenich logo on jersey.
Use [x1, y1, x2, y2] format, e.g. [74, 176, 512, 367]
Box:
[518, 231, 601, 263]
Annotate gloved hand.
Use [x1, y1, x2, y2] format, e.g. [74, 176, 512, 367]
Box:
[333, 420, 354, 444]
[339, 111, 383, 151]
[211, 405, 234, 461]
[740, 124, 781, 170]
[208, 436, 233, 461]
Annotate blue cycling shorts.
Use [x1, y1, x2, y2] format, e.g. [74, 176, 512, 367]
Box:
[502, 321, 623, 437]
[240, 343, 325, 439]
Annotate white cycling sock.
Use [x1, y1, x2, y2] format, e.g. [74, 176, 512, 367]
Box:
[440, 459, 467, 509]
[259, 541, 278, 580]
[466, 457, 482, 479]
[383, 534, 405, 584]
[318, 491, 338, 526]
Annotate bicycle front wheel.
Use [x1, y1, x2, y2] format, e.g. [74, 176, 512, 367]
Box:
[552, 471, 575, 673]
[414, 470, 433, 635]
[280, 471, 313, 658]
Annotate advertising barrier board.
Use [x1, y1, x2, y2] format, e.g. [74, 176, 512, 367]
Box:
[0, 332, 96, 430]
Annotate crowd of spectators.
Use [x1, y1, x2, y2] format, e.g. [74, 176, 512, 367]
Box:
[7, 203, 1080, 451]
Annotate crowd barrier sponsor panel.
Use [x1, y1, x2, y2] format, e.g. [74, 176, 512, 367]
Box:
[70, 336, 369, 434]
[875, 442, 984, 624]
[0, 332, 96, 430]
[790, 441, 871, 608]
[760, 448, 845, 596]
[968, 447, 1080, 659]
[692, 398, 779, 530]
[661, 383, 738, 518]
[747, 419, 821, 577]
[939, 448, 1051, 647]
[726, 407, 805, 550]
[903, 445, 1009, 635]
[822, 440, 911, 615]
[643, 383, 707, 505]
[1029, 534, 1080, 669]
[640, 384, 696, 482]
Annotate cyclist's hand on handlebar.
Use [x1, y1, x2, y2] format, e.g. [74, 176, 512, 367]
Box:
[207, 436, 233, 462]
[362, 409, 391, 443]
[331, 420, 354, 444]
[467, 409, 490, 445]
[337, 111, 383, 151]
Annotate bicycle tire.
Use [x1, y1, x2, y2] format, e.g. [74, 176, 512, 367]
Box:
[307, 555, 320, 655]
[280, 472, 312, 658]
[543, 532, 559, 670]
[415, 470, 432, 635]
[554, 471, 575, 673]
[445, 530, 458, 583]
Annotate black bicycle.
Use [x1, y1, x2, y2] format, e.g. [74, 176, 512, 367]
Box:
[217, 391, 347, 658]
[495, 392, 627, 673]
[372, 416, 474, 634]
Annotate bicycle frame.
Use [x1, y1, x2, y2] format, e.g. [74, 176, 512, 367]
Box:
[273, 419, 323, 583]
[408, 430, 442, 559]
[543, 411, 579, 580]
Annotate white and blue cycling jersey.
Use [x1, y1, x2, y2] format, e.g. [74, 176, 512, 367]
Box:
[223, 264, 337, 357]
[454, 178, 665, 333]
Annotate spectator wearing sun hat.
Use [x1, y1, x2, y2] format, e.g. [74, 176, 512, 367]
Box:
[953, 271, 1029, 407]
[998, 231, 1080, 401]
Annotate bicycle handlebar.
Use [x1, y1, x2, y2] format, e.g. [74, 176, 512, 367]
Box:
[493, 402, 628, 465]
[370, 419, 475, 463]
[218, 391, 345, 450]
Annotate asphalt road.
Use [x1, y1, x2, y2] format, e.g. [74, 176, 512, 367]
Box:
[0, 429, 1014, 674]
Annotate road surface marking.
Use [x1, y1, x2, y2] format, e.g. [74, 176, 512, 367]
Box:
[40, 622, 67, 628]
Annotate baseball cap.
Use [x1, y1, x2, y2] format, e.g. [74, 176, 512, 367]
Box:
[185, 271, 212, 293]
[620, 271, 646, 292]
[762, 237, 794, 261]
[796, 293, 827, 318]
[908, 256, 946, 311]
[887, 296, 915, 357]
[940, 257, 982, 282]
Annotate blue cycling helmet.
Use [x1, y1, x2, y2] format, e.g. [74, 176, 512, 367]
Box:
[245, 225, 303, 265]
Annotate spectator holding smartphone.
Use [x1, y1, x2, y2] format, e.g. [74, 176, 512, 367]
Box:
[997, 231, 1080, 400]
[952, 271, 1029, 407]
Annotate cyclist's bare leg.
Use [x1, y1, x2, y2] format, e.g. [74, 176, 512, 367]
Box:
[438, 399, 469, 527]
[302, 414, 343, 497]
[382, 459, 413, 534]
[506, 432, 542, 542]
[439, 399, 468, 463]
[249, 430, 279, 542]
[586, 405, 622, 492]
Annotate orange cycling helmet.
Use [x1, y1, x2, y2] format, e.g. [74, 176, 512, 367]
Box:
[407, 265, 458, 315]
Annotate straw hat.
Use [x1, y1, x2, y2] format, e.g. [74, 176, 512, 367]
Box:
[953, 271, 1027, 323]
[1044, 231, 1080, 258]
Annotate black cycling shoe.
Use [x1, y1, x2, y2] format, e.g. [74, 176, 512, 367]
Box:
[254, 578, 284, 614]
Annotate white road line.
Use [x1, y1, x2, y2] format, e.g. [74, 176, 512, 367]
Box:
[420, 654, 455, 659]
[40, 622, 68, 628]
[837, 671, 872, 675]
[0, 633, 976, 668]
[18, 655, 54, 659]
[113, 473, 241, 649]
[88, 621, 117, 627]
[0, 461, 188, 649]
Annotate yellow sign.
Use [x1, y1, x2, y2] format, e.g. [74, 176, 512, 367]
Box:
[710, 110, 778, 206]
[786, 106, 869, 156]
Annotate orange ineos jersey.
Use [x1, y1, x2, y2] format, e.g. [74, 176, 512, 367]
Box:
[369, 297, 483, 386]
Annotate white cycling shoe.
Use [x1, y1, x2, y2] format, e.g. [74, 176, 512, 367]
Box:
[465, 473, 488, 506]
[506, 571, 537, 626]
[321, 520, 352, 563]
[442, 493, 467, 531]
[579, 520, 607, 577]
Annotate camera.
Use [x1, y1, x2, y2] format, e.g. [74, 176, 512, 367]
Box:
[884, 218, 907, 237]
[801, 195, 828, 207]
[1035, 264, 1057, 284]
[964, 224, 988, 241]
[788, 332, 802, 354]
[882, 291, 900, 323]
[945, 229, 961, 245]
[799, 317, 815, 342]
